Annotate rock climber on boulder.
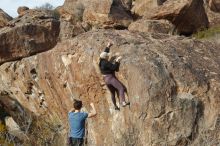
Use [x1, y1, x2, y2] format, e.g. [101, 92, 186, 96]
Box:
[99, 42, 130, 110]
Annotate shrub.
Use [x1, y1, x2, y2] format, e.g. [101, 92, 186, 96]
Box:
[193, 26, 220, 39]
[28, 115, 64, 146]
[35, 3, 54, 10]
[35, 3, 60, 20]
[51, 9, 60, 20]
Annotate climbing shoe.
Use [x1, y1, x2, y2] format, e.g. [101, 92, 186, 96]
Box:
[115, 106, 120, 110]
[122, 102, 130, 107]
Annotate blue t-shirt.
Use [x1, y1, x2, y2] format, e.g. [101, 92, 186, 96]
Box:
[68, 112, 88, 138]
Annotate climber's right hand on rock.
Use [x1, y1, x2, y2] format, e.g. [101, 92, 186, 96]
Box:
[107, 42, 113, 48]
[116, 56, 122, 62]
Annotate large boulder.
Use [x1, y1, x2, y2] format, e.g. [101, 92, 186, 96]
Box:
[207, 0, 220, 12]
[60, 0, 133, 29]
[0, 9, 12, 28]
[57, 0, 133, 40]
[131, 0, 167, 17]
[151, 0, 209, 35]
[0, 30, 219, 145]
[128, 19, 173, 34]
[83, 0, 133, 28]
[0, 10, 60, 65]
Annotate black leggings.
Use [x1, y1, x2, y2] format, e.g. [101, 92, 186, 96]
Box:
[104, 74, 126, 107]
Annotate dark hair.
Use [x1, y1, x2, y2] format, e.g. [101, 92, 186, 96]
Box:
[73, 99, 82, 110]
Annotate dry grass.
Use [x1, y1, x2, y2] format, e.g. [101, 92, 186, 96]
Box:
[0, 122, 15, 146]
[28, 115, 64, 146]
[193, 26, 220, 39]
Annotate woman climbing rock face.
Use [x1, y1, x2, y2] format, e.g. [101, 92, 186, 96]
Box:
[99, 42, 130, 110]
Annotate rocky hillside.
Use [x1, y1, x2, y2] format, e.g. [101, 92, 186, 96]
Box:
[0, 0, 220, 146]
[0, 30, 220, 145]
[0, 9, 12, 28]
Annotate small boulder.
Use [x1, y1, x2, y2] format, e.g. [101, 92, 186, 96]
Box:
[129, 19, 173, 34]
[206, 9, 220, 27]
[17, 6, 29, 16]
[131, 0, 167, 17]
[55, 6, 72, 21]
[207, 0, 220, 12]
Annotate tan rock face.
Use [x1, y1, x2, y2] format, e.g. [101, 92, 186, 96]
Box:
[56, 6, 72, 22]
[17, 6, 29, 16]
[61, 0, 87, 23]
[128, 19, 173, 34]
[151, 0, 209, 35]
[207, 0, 220, 12]
[0, 9, 12, 28]
[131, 0, 167, 17]
[57, 1, 93, 40]
[61, 0, 133, 28]
[0, 30, 219, 145]
[206, 8, 220, 27]
[0, 10, 60, 65]
[59, 21, 90, 40]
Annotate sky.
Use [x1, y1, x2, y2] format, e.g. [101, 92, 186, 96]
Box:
[0, 0, 64, 17]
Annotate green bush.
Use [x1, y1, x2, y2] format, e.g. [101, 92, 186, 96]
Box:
[51, 9, 60, 20]
[193, 26, 220, 39]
